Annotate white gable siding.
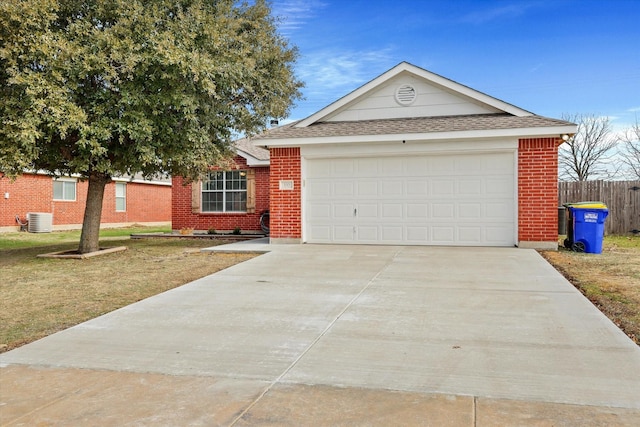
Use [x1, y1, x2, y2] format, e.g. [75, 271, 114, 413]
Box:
[324, 74, 501, 122]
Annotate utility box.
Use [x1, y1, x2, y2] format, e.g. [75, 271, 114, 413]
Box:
[27, 212, 53, 233]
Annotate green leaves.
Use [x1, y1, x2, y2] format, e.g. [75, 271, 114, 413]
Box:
[0, 0, 302, 180]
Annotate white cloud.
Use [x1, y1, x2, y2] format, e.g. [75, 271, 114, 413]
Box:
[459, 1, 543, 24]
[297, 48, 393, 91]
[286, 48, 394, 120]
[271, 0, 327, 33]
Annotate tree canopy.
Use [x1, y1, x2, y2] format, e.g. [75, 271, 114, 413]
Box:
[0, 0, 302, 252]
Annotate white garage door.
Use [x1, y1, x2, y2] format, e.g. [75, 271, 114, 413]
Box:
[305, 152, 516, 246]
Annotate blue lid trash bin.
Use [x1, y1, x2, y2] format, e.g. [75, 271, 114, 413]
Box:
[563, 202, 608, 253]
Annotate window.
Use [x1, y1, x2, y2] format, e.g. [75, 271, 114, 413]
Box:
[115, 182, 126, 211]
[201, 171, 247, 212]
[53, 179, 76, 201]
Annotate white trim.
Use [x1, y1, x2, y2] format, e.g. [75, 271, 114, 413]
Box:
[300, 138, 518, 159]
[296, 62, 533, 128]
[112, 177, 172, 186]
[261, 125, 575, 148]
[235, 149, 270, 166]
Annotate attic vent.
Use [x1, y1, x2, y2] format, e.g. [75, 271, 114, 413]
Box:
[395, 84, 417, 106]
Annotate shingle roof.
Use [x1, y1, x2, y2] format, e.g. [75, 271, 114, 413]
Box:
[254, 114, 573, 141]
[234, 137, 269, 160]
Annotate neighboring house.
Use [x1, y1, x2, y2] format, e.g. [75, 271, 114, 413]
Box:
[253, 62, 576, 249]
[171, 138, 270, 233]
[0, 172, 171, 232]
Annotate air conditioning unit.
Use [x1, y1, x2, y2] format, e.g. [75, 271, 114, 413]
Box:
[27, 212, 53, 233]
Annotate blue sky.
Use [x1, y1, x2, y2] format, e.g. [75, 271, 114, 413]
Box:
[271, 0, 640, 132]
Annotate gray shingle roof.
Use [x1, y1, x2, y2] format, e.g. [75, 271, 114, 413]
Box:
[254, 114, 573, 141]
[234, 137, 269, 161]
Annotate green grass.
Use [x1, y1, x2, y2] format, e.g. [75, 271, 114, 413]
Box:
[0, 225, 170, 250]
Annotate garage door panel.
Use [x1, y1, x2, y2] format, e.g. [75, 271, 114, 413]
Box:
[407, 203, 428, 218]
[432, 180, 455, 195]
[459, 203, 482, 219]
[382, 203, 403, 218]
[406, 180, 428, 196]
[355, 158, 379, 176]
[381, 226, 403, 241]
[357, 204, 378, 218]
[307, 181, 332, 197]
[308, 225, 331, 242]
[432, 227, 455, 242]
[433, 203, 455, 218]
[382, 180, 403, 196]
[357, 180, 379, 196]
[357, 226, 378, 241]
[484, 202, 513, 219]
[458, 227, 482, 243]
[382, 158, 404, 175]
[305, 152, 515, 246]
[486, 178, 513, 194]
[407, 226, 429, 241]
[307, 203, 331, 220]
[333, 204, 355, 219]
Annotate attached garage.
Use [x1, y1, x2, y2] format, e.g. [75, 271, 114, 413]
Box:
[255, 62, 576, 249]
[305, 151, 515, 246]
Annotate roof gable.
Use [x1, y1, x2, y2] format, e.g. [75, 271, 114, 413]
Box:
[296, 62, 532, 128]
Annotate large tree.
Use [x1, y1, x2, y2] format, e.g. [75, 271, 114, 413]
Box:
[558, 114, 618, 181]
[0, 0, 302, 253]
[618, 118, 640, 179]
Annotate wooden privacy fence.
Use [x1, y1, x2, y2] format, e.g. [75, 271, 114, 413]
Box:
[558, 180, 640, 235]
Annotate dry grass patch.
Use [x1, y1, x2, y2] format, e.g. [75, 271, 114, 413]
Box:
[0, 238, 256, 352]
[541, 235, 640, 345]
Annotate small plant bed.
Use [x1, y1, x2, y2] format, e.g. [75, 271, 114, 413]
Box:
[541, 235, 640, 346]
[131, 232, 266, 241]
[37, 246, 128, 259]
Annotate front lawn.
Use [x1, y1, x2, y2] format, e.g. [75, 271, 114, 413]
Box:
[0, 228, 255, 352]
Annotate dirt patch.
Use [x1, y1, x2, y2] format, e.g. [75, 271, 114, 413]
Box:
[541, 235, 640, 345]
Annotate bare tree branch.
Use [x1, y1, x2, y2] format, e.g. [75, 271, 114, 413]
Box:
[618, 116, 640, 179]
[559, 114, 619, 181]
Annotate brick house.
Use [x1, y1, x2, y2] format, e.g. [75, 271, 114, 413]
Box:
[171, 138, 270, 233]
[0, 172, 171, 232]
[252, 62, 576, 249]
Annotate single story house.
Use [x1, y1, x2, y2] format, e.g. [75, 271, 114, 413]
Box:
[174, 62, 576, 249]
[0, 172, 171, 232]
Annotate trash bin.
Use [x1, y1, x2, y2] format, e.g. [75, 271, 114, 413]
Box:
[558, 206, 567, 235]
[563, 202, 608, 253]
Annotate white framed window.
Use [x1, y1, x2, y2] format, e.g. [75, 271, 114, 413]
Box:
[115, 182, 126, 212]
[53, 178, 76, 201]
[201, 171, 247, 212]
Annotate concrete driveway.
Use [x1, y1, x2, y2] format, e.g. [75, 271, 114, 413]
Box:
[2, 242, 640, 425]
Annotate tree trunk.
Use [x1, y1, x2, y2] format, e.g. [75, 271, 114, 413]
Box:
[78, 172, 110, 254]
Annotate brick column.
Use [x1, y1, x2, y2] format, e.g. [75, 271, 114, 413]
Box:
[518, 137, 562, 249]
[269, 147, 302, 243]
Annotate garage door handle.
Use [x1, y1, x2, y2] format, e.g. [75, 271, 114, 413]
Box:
[354, 208, 357, 217]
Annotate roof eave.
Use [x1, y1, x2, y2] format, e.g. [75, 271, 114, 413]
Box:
[235, 149, 270, 166]
[258, 124, 578, 147]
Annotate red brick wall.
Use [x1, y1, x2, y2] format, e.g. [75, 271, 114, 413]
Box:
[171, 156, 270, 232]
[269, 147, 301, 239]
[518, 138, 561, 243]
[0, 173, 171, 229]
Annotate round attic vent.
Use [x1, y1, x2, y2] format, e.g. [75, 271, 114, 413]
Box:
[395, 84, 417, 106]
